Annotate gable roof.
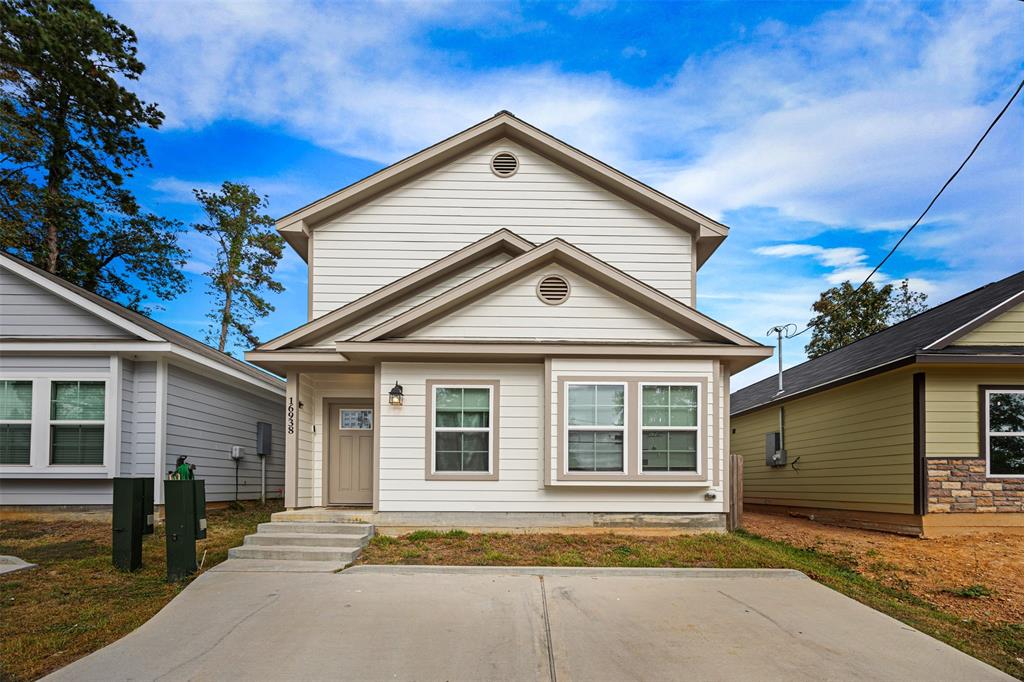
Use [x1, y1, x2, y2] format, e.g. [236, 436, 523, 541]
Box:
[350, 238, 762, 347]
[277, 111, 729, 268]
[0, 251, 284, 391]
[731, 270, 1024, 416]
[258, 229, 534, 350]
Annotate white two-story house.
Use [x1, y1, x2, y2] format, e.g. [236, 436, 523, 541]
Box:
[246, 111, 771, 531]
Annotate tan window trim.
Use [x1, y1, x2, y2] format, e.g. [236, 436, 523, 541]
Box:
[554, 375, 710, 484]
[425, 379, 500, 481]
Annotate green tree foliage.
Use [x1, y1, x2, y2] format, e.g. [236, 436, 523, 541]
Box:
[0, 0, 187, 310]
[194, 182, 284, 353]
[805, 279, 928, 358]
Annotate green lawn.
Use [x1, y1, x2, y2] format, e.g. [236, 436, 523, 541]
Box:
[0, 501, 281, 682]
[359, 529, 1024, 679]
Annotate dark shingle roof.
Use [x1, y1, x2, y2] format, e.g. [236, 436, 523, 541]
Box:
[731, 270, 1024, 415]
[1, 251, 284, 389]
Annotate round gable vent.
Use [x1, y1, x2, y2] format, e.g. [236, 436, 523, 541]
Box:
[537, 274, 570, 305]
[490, 151, 519, 177]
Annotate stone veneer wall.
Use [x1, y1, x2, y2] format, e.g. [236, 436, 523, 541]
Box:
[928, 458, 1024, 513]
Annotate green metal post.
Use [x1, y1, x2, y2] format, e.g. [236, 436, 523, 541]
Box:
[141, 477, 154, 535]
[193, 479, 207, 540]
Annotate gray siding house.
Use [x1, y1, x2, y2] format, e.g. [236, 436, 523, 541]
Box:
[0, 252, 286, 506]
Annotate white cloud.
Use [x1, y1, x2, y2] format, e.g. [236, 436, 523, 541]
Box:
[99, 0, 1023, 371]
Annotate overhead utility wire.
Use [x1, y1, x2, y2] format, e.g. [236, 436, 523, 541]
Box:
[784, 75, 1024, 340]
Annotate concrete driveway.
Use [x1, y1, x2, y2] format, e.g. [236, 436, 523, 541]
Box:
[47, 564, 1011, 682]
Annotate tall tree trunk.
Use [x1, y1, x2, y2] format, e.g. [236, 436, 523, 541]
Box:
[43, 95, 70, 274]
[218, 282, 233, 352]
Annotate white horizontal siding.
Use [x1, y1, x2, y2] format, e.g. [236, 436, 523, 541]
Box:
[311, 139, 693, 317]
[164, 365, 286, 502]
[0, 355, 111, 373]
[0, 478, 113, 505]
[0, 266, 133, 338]
[408, 265, 694, 342]
[130, 362, 158, 477]
[320, 253, 512, 345]
[376, 361, 723, 513]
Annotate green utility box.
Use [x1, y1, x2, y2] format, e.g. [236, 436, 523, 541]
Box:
[164, 479, 198, 581]
[112, 477, 144, 572]
[141, 478, 155, 535]
[193, 479, 207, 540]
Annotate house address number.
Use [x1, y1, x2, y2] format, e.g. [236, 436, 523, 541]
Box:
[287, 397, 295, 434]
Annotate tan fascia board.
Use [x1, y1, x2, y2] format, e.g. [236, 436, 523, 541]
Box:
[334, 341, 773, 372]
[923, 288, 1024, 350]
[275, 111, 728, 263]
[257, 229, 535, 351]
[351, 239, 763, 346]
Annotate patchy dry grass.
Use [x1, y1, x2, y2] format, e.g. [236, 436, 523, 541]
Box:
[359, 529, 1024, 678]
[0, 501, 281, 682]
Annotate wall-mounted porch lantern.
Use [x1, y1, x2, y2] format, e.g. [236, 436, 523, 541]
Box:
[388, 381, 404, 406]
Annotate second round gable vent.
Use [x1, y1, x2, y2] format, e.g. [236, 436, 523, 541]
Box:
[537, 274, 570, 305]
[490, 151, 519, 177]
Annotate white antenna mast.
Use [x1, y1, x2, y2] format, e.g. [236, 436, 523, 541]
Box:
[766, 324, 798, 394]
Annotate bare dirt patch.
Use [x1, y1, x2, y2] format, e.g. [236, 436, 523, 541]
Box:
[742, 512, 1024, 624]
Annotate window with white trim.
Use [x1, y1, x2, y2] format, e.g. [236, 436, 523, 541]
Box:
[49, 381, 105, 465]
[986, 388, 1024, 477]
[566, 383, 625, 472]
[0, 380, 32, 465]
[640, 384, 698, 472]
[433, 386, 492, 473]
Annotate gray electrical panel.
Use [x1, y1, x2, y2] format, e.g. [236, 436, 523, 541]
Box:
[765, 432, 787, 467]
[256, 421, 272, 457]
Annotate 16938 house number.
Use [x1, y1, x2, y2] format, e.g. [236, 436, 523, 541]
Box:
[287, 397, 295, 434]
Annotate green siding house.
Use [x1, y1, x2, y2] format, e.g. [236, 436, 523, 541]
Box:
[731, 271, 1024, 537]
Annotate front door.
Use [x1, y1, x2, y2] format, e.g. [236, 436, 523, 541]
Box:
[326, 402, 373, 505]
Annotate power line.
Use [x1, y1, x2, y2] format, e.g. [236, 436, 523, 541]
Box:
[785, 75, 1024, 339]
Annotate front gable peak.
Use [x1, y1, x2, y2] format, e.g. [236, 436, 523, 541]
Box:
[277, 111, 728, 267]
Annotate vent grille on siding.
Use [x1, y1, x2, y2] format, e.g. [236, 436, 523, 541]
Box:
[490, 151, 519, 177]
[537, 275, 570, 305]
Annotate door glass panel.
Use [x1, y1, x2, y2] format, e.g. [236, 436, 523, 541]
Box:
[340, 409, 372, 430]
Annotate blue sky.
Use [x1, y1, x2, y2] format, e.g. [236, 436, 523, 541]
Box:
[99, 0, 1023, 388]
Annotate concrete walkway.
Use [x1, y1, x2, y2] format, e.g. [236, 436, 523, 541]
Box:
[46, 564, 1012, 682]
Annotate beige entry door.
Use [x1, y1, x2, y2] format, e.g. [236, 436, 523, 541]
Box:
[326, 402, 373, 505]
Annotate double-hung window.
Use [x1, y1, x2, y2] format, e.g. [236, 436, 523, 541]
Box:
[640, 384, 699, 472]
[433, 386, 493, 473]
[985, 388, 1024, 477]
[0, 380, 33, 465]
[566, 383, 625, 472]
[50, 381, 105, 465]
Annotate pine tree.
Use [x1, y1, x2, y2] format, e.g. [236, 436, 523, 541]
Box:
[0, 0, 187, 310]
[194, 182, 284, 353]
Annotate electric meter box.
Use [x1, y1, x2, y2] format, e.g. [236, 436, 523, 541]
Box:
[765, 432, 787, 467]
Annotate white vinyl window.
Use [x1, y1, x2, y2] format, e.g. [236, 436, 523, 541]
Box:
[49, 381, 105, 465]
[640, 384, 699, 473]
[986, 389, 1024, 478]
[0, 380, 32, 465]
[566, 383, 626, 472]
[433, 386, 492, 473]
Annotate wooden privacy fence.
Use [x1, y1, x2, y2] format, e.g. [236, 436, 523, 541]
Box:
[728, 453, 743, 531]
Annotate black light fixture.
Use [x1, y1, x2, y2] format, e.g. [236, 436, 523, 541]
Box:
[388, 381, 404, 406]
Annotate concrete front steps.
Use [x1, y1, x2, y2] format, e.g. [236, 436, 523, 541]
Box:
[228, 521, 374, 564]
